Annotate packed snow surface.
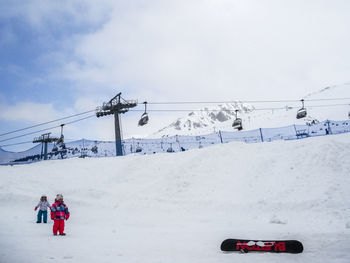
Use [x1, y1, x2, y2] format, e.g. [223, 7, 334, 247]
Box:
[0, 133, 350, 263]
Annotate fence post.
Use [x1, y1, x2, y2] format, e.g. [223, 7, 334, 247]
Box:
[327, 120, 332, 134]
[218, 130, 223, 143]
[259, 128, 264, 142]
[293, 124, 297, 138]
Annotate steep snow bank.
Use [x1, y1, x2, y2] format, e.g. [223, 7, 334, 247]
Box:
[0, 133, 349, 263]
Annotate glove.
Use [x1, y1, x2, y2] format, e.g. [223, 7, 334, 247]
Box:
[65, 214, 70, 220]
[34, 207, 38, 211]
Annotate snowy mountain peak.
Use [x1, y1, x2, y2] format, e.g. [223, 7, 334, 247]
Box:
[151, 84, 350, 137]
[153, 102, 255, 137]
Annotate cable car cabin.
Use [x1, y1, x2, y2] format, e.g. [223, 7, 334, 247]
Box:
[296, 108, 307, 119]
[232, 118, 243, 131]
[296, 99, 307, 119]
[138, 113, 149, 126]
[138, 101, 149, 126]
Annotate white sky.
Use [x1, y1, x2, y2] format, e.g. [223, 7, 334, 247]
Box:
[1, 0, 350, 151]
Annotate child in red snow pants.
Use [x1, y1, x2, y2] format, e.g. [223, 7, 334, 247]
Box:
[51, 194, 70, 236]
[53, 219, 65, 235]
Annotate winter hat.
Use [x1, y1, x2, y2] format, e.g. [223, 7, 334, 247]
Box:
[56, 194, 63, 200]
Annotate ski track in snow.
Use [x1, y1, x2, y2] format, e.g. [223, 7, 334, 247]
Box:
[0, 133, 350, 263]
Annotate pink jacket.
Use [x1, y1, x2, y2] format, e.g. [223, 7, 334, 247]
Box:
[51, 200, 70, 220]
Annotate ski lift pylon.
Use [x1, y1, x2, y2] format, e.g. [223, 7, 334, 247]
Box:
[296, 99, 307, 119]
[138, 101, 149, 126]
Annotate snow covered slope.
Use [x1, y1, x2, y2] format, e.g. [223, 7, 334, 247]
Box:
[151, 83, 350, 137]
[0, 133, 349, 263]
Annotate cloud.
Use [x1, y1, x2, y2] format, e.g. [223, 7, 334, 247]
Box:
[0, 0, 113, 30]
[2, 0, 350, 147]
[4, 0, 350, 106]
[0, 101, 59, 123]
[62, 0, 350, 103]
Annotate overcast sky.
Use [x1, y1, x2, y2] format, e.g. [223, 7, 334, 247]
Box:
[1, 0, 350, 151]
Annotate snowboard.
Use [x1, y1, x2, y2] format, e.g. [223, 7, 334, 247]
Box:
[221, 239, 303, 254]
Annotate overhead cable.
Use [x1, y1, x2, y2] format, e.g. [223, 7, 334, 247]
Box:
[1, 97, 349, 139]
[0, 115, 95, 143]
[129, 103, 350, 112]
[142, 98, 350, 105]
[0, 140, 34, 147]
[0, 109, 95, 137]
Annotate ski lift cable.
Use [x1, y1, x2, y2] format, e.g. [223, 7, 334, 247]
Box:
[2, 101, 347, 145]
[0, 125, 64, 143]
[129, 103, 350, 112]
[0, 115, 95, 143]
[64, 115, 95, 125]
[0, 140, 34, 148]
[1, 98, 349, 139]
[0, 109, 95, 137]
[141, 98, 350, 105]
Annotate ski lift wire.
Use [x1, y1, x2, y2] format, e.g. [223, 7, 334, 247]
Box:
[1, 99, 349, 139]
[0, 115, 95, 143]
[128, 103, 350, 112]
[141, 98, 350, 105]
[0, 140, 35, 147]
[0, 109, 96, 137]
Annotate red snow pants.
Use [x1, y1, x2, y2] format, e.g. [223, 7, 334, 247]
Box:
[53, 219, 65, 234]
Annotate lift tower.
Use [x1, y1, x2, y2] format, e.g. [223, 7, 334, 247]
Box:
[33, 133, 59, 160]
[96, 93, 137, 156]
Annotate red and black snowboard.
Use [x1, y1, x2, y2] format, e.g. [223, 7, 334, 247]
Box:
[221, 239, 303, 254]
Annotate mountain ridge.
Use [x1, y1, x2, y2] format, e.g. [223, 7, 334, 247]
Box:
[150, 84, 350, 137]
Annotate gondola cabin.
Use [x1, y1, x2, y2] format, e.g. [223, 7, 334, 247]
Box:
[138, 101, 149, 126]
[138, 113, 149, 126]
[232, 109, 243, 131]
[232, 118, 243, 131]
[296, 108, 307, 119]
[296, 99, 307, 119]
